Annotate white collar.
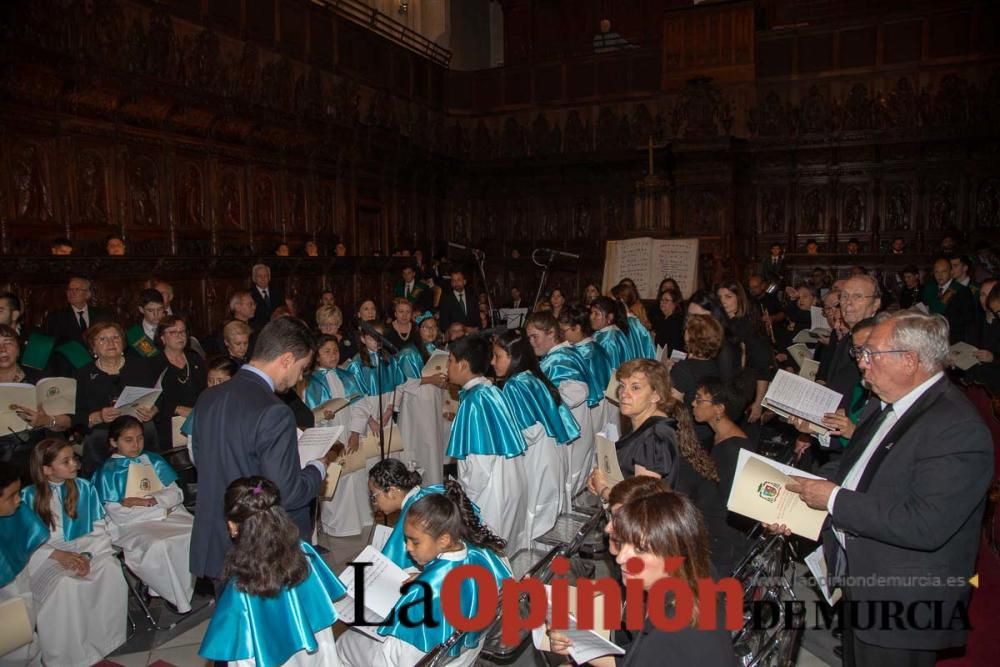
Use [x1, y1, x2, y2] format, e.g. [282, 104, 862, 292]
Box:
[575, 337, 594, 345]
[939, 279, 953, 292]
[462, 376, 490, 390]
[882, 371, 944, 418]
[436, 545, 469, 562]
[403, 486, 420, 504]
[549, 341, 571, 354]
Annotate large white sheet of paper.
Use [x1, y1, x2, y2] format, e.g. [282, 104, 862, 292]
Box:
[761, 370, 842, 433]
[113, 386, 162, 418]
[36, 377, 76, 416]
[369, 524, 393, 552]
[602, 237, 699, 299]
[949, 342, 980, 371]
[727, 448, 826, 540]
[805, 546, 842, 607]
[0, 383, 37, 433]
[297, 425, 344, 468]
[595, 434, 624, 485]
[531, 585, 623, 663]
[421, 350, 450, 377]
[809, 306, 830, 333]
[0, 597, 32, 656]
[125, 462, 163, 498]
[334, 546, 408, 640]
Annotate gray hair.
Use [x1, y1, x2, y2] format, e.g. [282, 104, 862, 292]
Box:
[886, 310, 950, 372]
[228, 289, 251, 311]
[251, 263, 271, 278]
[843, 273, 881, 300]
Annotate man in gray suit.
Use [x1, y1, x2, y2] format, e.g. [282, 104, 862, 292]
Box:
[189, 316, 335, 583]
[788, 311, 993, 666]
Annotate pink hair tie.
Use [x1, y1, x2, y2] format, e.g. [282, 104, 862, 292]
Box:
[251, 481, 264, 496]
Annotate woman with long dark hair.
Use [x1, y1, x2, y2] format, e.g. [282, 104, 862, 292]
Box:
[649, 285, 686, 354]
[715, 280, 775, 423]
[492, 330, 580, 546]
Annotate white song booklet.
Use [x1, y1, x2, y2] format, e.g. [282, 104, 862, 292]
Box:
[760, 370, 842, 434]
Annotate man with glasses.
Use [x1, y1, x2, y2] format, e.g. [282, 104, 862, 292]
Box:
[922, 258, 976, 344]
[786, 311, 992, 667]
[43, 276, 115, 377]
[821, 275, 882, 406]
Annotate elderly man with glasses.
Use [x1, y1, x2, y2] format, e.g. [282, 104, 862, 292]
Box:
[784, 310, 993, 667]
[819, 275, 882, 407]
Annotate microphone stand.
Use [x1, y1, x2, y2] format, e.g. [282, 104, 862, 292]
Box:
[472, 248, 497, 328]
[531, 248, 555, 311]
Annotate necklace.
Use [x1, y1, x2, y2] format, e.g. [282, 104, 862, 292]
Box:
[173, 355, 190, 385]
[97, 356, 124, 375]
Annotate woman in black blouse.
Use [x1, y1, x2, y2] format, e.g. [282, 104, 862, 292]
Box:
[649, 285, 685, 354]
[588, 359, 720, 497]
[716, 280, 776, 423]
[547, 491, 738, 667]
[74, 321, 158, 476]
[152, 315, 206, 450]
[689, 376, 757, 576]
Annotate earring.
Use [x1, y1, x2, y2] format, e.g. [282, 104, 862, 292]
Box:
[714, 416, 722, 425]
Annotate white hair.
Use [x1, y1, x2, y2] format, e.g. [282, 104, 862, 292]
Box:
[886, 310, 950, 372]
[251, 263, 270, 278]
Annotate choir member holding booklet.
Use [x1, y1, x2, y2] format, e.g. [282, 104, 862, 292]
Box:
[395, 312, 448, 485]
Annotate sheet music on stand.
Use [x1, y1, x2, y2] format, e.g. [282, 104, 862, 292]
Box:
[499, 308, 529, 329]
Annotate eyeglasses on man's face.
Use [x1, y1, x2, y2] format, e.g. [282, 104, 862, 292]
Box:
[840, 293, 877, 303]
[850, 346, 910, 364]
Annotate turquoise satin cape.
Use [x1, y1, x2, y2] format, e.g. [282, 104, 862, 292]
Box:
[199, 542, 348, 667]
[346, 351, 405, 397]
[91, 452, 179, 504]
[539, 345, 595, 406]
[594, 326, 631, 369]
[0, 502, 49, 587]
[445, 382, 526, 460]
[575, 340, 613, 406]
[377, 544, 512, 656]
[397, 343, 438, 381]
[302, 367, 363, 410]
[21, 478, 104, 541]
[381, 484, 444, 568]
[501, 372, 580, 445]
[626, 315, 656, 360]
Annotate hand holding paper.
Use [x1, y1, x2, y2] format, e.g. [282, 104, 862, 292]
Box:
[785, 476, 837, 511]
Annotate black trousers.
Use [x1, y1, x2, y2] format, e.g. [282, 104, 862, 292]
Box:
[844, 633, 937, 667]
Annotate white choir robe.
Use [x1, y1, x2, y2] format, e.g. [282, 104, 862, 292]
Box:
[590, 397, 619, 439]
[318, 372, 365, 537]
[234, 626, 341, 667]
[458, 453, 529, 554]
[0, 569, 41, 667]
[27, 497, 127, 667]
[103, 465, 195, 613]
[521, 422, 564, 548]
[338, 632, 483, 667]
[397, 378, 446, 486]
[556, 379, 595, 504]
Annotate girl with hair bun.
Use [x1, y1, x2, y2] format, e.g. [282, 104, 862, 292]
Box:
[610, 282, 656, 360]
[590, 295, 632, 368]
[338, 480, 512, 667]
[367, 458, 449, 569]
[200, 476, 348, 667]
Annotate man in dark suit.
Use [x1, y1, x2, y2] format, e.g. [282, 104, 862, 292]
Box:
[392, 264, 430, 311]
[189, 317, 336, 583]
[249, 263, 285, 330]
[44, 276, 114, 347]
[759, 243, 785, 284]
[788, 311, 993, 666]
[922, 258, 976, 344]
[438, 269, 480, 331]
[823, 275, 882, 406]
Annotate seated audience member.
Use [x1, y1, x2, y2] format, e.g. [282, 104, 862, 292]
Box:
[128, 288, 165, 360]
[317, 290, 336, 309]
[445, 321, 467, 345]
[546, 491, 738, 666]
[846, 238, 861, 255]
[897, 265, 923, 309]
[805, 240, 820, 254]
[275, 242, 290, 257]
[199, 477, 348, 666]
[760, 243, 785, 283]
[250, 264, 285, 329]
[50, 237, 73, 255]
[334, 242, 348, 257]
[549, 288, 567, 321]
[385, 297, 417, 352]
[92, 416, 194, 613]
[966, 283, 1000, 392]
[304, 240, 319, 257]
[221, 319, 252, 365]
[44, 276, 115, 349]
[783, 284, 819, 340]
[337, 483, 512, 667]
[393, 264, 429, 311]
[316, 304, 355, 361]
[0, 325, 72, 478]
[891, 236, 906, 254]
[105, 235, 126, 256]
[152, 315, 206, 449]
[922, 257, 976, 344]
[950, 254, 977, 293]
[649, 284, 686, 354]
[23, 439, 128, 667]
[74, 321, 158, 476]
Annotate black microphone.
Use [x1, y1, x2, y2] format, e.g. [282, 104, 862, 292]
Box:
[359, 321, 399, 355]
[449, 241, 485, 260]
[534, 248, 581, 261]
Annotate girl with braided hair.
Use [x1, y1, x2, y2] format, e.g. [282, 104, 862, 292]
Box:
[492, 329, 579, 547]
[338, 480, 512, 667]
[199, 476, 349, 666]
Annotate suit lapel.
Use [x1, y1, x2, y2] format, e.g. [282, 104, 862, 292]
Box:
[834, 398, 883, 484]
[854, 376, 950, 493]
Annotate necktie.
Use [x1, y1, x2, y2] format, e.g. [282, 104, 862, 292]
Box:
[457, 292, 465, 314]
[405, 283, 411, 298]
[262, 289, 269, 304]
[938, 286, 945, 298]
[77, 310, 87, 331]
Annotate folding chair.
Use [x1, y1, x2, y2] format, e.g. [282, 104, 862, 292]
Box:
[159, 445, 198, 513]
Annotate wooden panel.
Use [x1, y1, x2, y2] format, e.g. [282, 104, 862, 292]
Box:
[208, 0, 243, 37]
[929, 12, 971, 58]
[247, 0, 276, 45]
[799, 33, 834, 72]
[535, 65, 563, 103]
[566, 62, 595, 100]
[757, 38, 794, 77]
[884, 19, 923, 64]
[309, 7, 334, 68]
[839, 26, 876, 68]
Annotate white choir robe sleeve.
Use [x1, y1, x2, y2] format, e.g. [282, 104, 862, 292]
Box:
[557, 379, 589, 410]
[0, 568, 41, 667]
[348, 401, 370, 436]
[150, 481, 184, 511]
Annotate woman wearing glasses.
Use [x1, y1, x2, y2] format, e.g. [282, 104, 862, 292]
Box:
[151, 315, 206, 450]
[73, 321, 159, 477]
[0, 325, 73, 481]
